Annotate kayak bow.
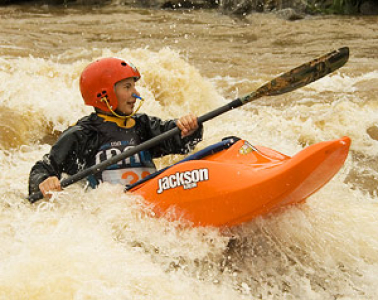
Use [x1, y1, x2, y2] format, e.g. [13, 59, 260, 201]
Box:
[130, 136, 351, 227]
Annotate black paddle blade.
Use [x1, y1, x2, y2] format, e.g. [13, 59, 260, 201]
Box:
[241, 47, 349, 103]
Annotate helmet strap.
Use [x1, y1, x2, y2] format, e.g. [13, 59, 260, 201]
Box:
[100, 96, 144, 120]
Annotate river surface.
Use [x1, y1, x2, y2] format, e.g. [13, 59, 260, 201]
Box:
[1, 4, 378, 299]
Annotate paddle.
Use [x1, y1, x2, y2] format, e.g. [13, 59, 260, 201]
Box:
[28, 47, 349, 203]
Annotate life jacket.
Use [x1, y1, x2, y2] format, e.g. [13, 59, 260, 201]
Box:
[87, 114, 157, 188]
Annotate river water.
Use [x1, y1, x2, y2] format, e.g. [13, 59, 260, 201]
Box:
[1, 4, 378, 299]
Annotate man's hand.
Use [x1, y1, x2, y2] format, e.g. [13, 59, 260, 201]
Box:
[39, 176, 62, 199]
[176, 113, 199, 138]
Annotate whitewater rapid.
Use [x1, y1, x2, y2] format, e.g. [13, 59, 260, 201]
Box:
[0, 5, 378, 299]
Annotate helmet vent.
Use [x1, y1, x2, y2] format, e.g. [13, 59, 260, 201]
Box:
[121, 62, 127, 66]
[97, 91, 107, 98]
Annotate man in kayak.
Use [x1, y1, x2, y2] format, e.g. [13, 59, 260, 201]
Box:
[28, 57, 202, 199]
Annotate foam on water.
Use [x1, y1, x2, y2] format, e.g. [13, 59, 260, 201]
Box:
[1, 45, 378, 299]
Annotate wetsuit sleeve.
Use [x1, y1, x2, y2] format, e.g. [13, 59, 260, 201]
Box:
[28, 125, 98, 195]
[139, 114, 203, 158]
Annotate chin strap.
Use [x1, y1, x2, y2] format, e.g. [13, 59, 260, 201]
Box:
[100, 93, 144, 119]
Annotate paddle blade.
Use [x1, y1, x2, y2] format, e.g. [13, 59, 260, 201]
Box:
[241, 47, 349, 103]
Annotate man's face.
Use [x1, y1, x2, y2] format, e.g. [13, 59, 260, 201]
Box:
[114, 77, 139, 115]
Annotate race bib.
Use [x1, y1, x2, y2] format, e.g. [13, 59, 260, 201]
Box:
[102, 167, 156, 186]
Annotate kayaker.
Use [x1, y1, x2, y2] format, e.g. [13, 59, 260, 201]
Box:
[28, 57, 203, 199]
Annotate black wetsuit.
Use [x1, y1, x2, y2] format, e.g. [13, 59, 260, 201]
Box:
[28, 113, 203, 195]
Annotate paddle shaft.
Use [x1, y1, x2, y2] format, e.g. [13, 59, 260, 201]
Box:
[28, 47, 349, 203]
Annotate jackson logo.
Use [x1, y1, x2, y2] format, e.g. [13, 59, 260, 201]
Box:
[157, 168, 209, 194]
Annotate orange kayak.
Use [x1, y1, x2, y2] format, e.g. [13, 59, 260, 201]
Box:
[129, 136, 351, 227]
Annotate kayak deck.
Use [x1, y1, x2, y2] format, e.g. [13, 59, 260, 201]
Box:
[130, 137, 351, 227]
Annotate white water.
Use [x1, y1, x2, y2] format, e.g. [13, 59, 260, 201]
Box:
[1, 5, 378, 299]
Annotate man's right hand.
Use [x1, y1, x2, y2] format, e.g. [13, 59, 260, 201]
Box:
[39, 176, 62, 199]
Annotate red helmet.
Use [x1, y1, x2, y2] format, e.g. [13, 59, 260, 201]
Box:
[80, 57, 141, 112]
